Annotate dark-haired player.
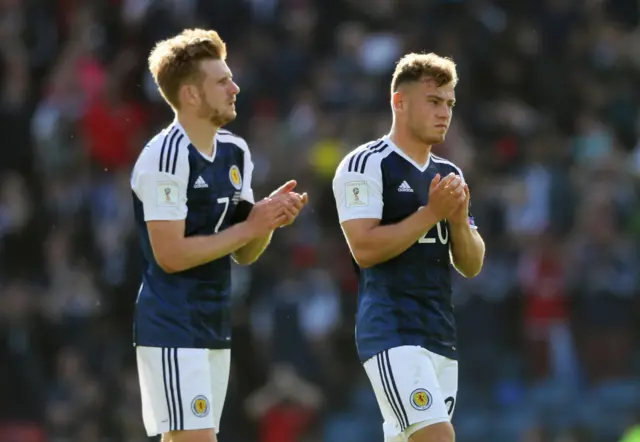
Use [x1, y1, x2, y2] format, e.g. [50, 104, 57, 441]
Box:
[332, 53, 485, 442]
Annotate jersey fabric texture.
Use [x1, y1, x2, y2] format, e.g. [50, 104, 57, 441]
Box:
[332, 135, 477, 363]
[131, 121, 255, 350]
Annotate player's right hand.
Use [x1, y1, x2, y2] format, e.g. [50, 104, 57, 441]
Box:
[267, 180, 309, 227]
[425, 172, 466, 221]
[274, 192, 306, 227]
[245, 197, 289, 237]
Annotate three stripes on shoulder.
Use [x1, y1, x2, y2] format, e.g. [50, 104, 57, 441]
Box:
[159, 127, 184, 174]
[347, 140, 388, 174]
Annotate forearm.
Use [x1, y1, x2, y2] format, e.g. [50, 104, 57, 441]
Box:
[449, 223, 485, 278]
[233, 231, 274, 265]
[157, 222, 256, 273]
[349, 208, 439, 268]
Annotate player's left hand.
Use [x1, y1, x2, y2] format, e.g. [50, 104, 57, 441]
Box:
[448, 183, 470, 226]
[268, 180, 309, 227]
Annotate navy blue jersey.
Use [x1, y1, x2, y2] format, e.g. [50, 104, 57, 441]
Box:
[333, 136, 477, 363]
[130, 121, 255, 349]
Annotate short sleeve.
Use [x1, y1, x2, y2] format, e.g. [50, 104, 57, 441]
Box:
[332, 157, 384, 223]
[240, 145, 255, 204]
[131, 139, 190, 221]
[135, 171, 188, 221]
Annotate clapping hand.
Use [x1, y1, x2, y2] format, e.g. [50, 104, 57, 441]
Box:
[268, 180, 308, 227]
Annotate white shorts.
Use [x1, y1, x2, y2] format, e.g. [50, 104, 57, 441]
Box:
[363, 345, 458, 441]
[136, 346, 230, 437]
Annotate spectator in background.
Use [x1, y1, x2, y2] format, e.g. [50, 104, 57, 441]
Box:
[245, 363, 322, 442]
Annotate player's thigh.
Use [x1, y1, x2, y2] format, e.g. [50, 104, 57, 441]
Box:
[406, 352, 458, 441]
[408, 421, 455, 442]
[207, 349, 231, 431]
[363, 346, 450, 439]
[136, 346, 215, 437]
[165, 428, 217, 442]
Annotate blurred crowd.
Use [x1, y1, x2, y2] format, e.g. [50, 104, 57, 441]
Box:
[1, 0, 640, 441]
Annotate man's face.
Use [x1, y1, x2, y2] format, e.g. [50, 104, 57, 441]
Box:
[395, 77, 455, 145]
[191, 59, 240, 127]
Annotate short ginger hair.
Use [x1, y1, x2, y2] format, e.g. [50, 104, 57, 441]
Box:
[148, 29, 227, 109]
[390, 53, 458, 95]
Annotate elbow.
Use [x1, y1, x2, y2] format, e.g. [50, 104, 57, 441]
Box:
[455, 260, 484, 278]
[352, 248, 379, 269]
[155, 253, 183, 274]
[459, 267, 482, 278]
[232, 252, 257, 266]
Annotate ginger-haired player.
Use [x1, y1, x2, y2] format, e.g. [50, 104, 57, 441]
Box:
[333, 53, 484, 442]
[132, 29, 307, 442]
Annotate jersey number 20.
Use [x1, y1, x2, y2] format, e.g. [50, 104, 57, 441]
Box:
[418, 221, 448, 245]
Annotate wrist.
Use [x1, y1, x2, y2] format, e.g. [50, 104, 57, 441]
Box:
[418, 205, 440, 227]
[449, 218, 471, 231]
[236, 220, 262, 241]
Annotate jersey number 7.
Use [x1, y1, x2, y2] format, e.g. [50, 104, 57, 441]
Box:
[214, 197, 230, 233]
[418, 221, 448, 245]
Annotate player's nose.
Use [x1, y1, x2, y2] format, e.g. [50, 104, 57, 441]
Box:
[436, 109, 451, 122]
[230, 81, 240, 95]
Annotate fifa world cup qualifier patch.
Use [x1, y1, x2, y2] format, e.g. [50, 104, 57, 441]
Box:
[410, 388, 433, 411]
[345, 181, 369, 207]
[157, 182, 179, 206]
[191, 395, 210, 417]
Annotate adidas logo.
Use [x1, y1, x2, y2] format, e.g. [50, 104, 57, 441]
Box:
[397, 181, 413, 192]
[194, 176, 208, 188]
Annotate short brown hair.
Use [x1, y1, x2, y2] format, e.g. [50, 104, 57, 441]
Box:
[148, 29, 227, 109]
[391, 53, 458, 94]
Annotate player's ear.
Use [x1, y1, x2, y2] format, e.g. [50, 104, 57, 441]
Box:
[392, 91, 404, 112]
[180, 84, 200, 108]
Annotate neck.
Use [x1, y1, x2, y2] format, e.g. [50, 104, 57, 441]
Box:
[388, 123, 431, 167]
[176, 113, 218, 155]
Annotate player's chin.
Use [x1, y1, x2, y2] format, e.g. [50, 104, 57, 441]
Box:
[226, 108, 237, 121]
[215, 111, 236, 126]
[427, 134, 447, 145]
